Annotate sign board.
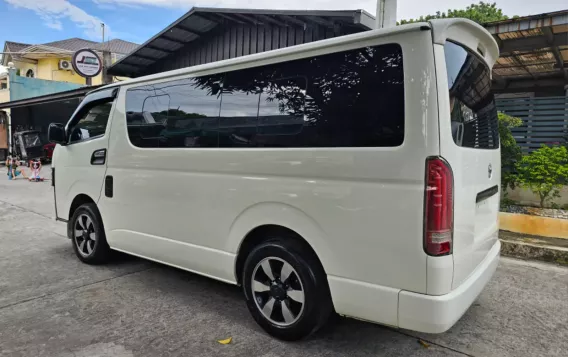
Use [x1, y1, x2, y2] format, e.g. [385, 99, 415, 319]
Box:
[72, 49, 102, 78]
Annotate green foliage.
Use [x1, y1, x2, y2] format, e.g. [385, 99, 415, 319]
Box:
[399, 2, 510, 25]
[516, 146, 568, 208]
[499, 112, 523, 192]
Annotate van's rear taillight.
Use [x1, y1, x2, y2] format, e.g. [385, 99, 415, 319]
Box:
[424, 157, 453, 256]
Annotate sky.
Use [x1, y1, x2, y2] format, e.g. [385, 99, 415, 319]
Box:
[0, 0, 566, 51]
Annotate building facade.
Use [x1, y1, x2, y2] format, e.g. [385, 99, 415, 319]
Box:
[0, 38, 138, 158]
[2, 38, 138, 86]
[108, 8, 374, 77]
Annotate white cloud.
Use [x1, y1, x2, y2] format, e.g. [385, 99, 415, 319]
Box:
[94, 0, 376, 12]
[44, 20, 63, 30]
[92, 0, 568, 21]
[4, 0, 108, 40]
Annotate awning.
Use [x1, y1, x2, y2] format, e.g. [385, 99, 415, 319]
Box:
[0, 85, 102, 110]
[485, 10, 568, 93]
[108, 7, 375, 77]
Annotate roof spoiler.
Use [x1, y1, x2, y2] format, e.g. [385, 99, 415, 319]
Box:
[429, 18, 499, 69]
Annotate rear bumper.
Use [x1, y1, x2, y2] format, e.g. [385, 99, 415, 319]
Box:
[398, 240, 500, 333]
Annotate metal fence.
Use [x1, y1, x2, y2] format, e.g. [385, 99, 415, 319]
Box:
[496, 96, 568, 153]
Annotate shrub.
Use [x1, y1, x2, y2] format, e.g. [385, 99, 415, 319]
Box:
[516, 145, 568, 208]
[498, 112, 523, 192]
[500, 197, 517, 209]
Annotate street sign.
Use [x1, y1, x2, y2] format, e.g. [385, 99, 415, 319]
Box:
[72, 49, 102, 78]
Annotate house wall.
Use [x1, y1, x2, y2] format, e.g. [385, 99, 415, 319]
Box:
[13, 55, 122, 86]
[36, 57, 90, 85]
[8, 68, 83, 101]
[505, 186, 568, 208]
[12, 60, 37, 78]
[0, 88, 9, 103]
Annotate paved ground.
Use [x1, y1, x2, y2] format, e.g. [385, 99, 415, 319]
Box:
[0, 166, 567, 357]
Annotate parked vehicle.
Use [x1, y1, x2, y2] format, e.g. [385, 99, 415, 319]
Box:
[43, 143, 55, 162]
[49, 18, 501, 340]
[12, 130, 44, 163]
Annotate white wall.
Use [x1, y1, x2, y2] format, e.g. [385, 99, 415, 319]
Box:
[505, 186, 568, 208]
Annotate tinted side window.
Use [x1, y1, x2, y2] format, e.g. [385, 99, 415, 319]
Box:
[224, 43, 404, 148]
[125, 44, 404, 148]
[125, 75, 223, 148]
[218, 73, 261, 148]
[68, 102, 113, 144]
[256, 78, 307, 146]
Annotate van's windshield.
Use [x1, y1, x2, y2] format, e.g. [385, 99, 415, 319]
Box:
[445, 41, 499, 149]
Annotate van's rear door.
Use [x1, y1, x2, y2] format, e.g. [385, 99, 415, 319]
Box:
[434, 31, 501, 289]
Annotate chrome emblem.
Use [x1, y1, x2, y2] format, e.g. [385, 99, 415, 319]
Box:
[488, 164, 493, 179]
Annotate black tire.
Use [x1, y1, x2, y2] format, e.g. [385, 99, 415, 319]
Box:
[69, 203, 111, 264]
[242, 238, 333, 341]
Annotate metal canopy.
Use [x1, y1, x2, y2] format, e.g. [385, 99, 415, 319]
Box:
[485, 10, 568, 93]
[108, 7, 375, 77]
[0, 85, 102, 110]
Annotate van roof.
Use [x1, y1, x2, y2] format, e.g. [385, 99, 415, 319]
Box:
[94, 18, 497, 94]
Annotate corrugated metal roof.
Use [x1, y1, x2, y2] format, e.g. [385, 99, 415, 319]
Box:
[41, 38, 98, 52]
[109, 7, 375, 77]
[485, 9, 568, 93]
[5, 41, 31, 53]
[3, 38, 138, 59]
[91, 39, 139, 54]
[1, 41, 32, 65]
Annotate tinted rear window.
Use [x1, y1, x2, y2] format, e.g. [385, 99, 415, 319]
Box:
[445, 41, 498, 149]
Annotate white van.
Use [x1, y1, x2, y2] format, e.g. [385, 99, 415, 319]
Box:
[49, 18, 501, 340]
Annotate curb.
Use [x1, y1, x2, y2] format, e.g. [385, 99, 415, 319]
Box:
[499, 212, 568, 239]
[500, 239, 568, 266]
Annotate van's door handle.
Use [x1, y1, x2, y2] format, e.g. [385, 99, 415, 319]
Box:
[90, 149, 106, 165]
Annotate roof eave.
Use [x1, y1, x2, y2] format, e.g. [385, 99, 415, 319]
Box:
[108, 8, 377, 77]
[104, 22, 425, 89]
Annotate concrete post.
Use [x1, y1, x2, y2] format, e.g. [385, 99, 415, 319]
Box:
[376, 0, 398, 29]
[102, 50, 113, 84]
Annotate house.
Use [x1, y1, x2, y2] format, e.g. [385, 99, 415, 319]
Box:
[1, 38, 138, 85]
[0, 37, 138, 159]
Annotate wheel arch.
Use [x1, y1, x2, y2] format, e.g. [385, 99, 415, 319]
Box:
[228, 202, 334, 285]
[68, 193, 96, 221]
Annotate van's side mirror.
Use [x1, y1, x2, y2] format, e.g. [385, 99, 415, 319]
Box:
[48, 123, 66, 145]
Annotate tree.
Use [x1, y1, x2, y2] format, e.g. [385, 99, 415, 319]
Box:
[399, 2, 510, 25]
[516, 146, 568, 208]
[498, 112, 523, 192]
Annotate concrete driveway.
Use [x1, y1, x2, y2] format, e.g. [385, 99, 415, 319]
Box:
[0, 167, 567, 357]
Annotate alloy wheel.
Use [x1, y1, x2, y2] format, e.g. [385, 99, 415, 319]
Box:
[251, 257, 305, 326]
[74, 214, 97, 257]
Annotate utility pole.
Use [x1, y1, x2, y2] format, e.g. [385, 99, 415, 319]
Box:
[101, 22, 112, 84]
[376, 0, 398, 29]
